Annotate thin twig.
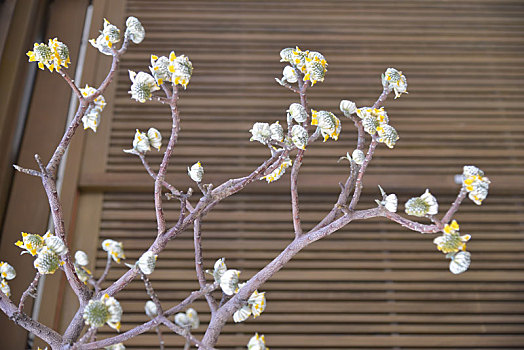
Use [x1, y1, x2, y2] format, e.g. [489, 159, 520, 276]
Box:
[57, 68, 82, 99]
[12, 164, 42, 177]
[18, 273, 41, 312]
[194, 218, 218, 314]
[95, 253, 112, 292]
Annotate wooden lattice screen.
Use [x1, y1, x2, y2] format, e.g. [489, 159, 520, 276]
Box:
[36, 0, 524, 349]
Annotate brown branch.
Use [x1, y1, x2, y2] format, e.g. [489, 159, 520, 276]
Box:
[18, 272, 40, 312]
[141, 273, 163, 315]
[161, 317, 216, 350]
[95, 253, 112, 292]
[194, 218, 218, 313]
[348, 136, 378, 210]
[12, 164, 42, 177]
[57, 68, 82, 99]
[290, 150, 304, 237]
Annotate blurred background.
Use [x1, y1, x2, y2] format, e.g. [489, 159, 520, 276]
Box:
[1, 0, 523, 348]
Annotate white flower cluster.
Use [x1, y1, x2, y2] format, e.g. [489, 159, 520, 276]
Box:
[462, 166, 490, 205]
[174, 308, 200, 329]
[278, 47, 328, 86]
[102, 239, 126, 263]
[356, 107, 399, 148]
[15, 232, 67, 275]
[148, 51, 193, 88]
[124, 128, 162, 154]
[128, 71, 160, 103]
[247, 333, 268, 350]
[80, 85, 106, 132]
[433, 220, 472, 274]
[83, 293, 122, 331]
[27, 38, 70, 72]
[125, 16, 145, 44]
[261, 157, 292, 183]
[0, 261, 16, 297]
[207, 258, 267, 323]
[89, 19, 121, 55]
[382, 67, 408, 99]
[404, 189, 438, 217]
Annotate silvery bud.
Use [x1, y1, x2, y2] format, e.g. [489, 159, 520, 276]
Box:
[340, 100, 357, 117]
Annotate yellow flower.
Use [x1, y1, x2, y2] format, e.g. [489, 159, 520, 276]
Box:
[433, 220, 471, 254]
[15, 232, 44, 256]
[261, 157, 292, 183]
[311, 110, 341, 142]
[102, 239, 125, 263]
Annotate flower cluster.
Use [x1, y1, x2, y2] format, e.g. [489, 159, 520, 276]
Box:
[287, 103, 308, 124]
[356, 107, 399, 148]
[136, 251, 157, 275]
[462, 166, 490, 205]
[208, 258, 267, 322]
[27, 38, 70, 72]
[279, 47, 328, 86]
[102, 239, 126, 263]
[15, 232, 67, 274]
[261, 157, 292, 183]
[148, 51, 193, 88]
[89, 19, 120, 55]
[433, 220, 472, 274]
[124, 128, 162, 153]
[404, 189, 438, 217]
[311, 110, 341, 142]
[80, 85, 106, 132]
[174, 308, 200, 329]
[188, 161, 204, 182]
[74, 250, 91, 283]
[0, 262, 16, 297]
[83, 294, 122, 331]
[247, 333, 268, 350]
[129, 71, 160, 103]
[382, 68, 408, 99]
[291, 125, 308, 150]
[233, 283, 267, 323]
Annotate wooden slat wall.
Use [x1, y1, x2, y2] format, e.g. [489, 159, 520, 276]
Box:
[70, 0, 524, 349]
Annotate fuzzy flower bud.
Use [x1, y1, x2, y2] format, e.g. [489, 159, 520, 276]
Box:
[311, 110, 341, 142]
[80, 85, 106, 132]
[261, 157, 292, 183]
[1, 279, 11, 297]
[249, 122, 271, 144]
[188, 161, 204, 182]
[208, 258, 227, 283]
[220, 269, 240, 295]
[247, 333, 268, 350]
[147, 128, 162, 151]
[129, 71, 160, 103]
[102, 19, 120, 46]
[15, 232, 44, 256]
[376, 124, 399, 149]
[279, 47, 294, 63]
[281, 65, 298, 83]
[352, 149, 365, 165]
[144, 300, 158, 318]
[404, 189, 438, 217]
[449, 251, 471, 274]
[340, 100, 357, 117]
[27, 43, 55, 71]
[291, 125, 308, 150]
[43, 232, 68, 255]
[168, 51, 193, 88]
[125, 16, 145, 44]
[75, 251, 89, 266]
[150, 55, 171, 85]
[382, 67, 408, 99]
[48, 38, 70, 70]
[287, 103, 308, 124]
[34, 247, 61, 274]
[269, 121, 284, 142]
[132, 129, 151, 153]
[137, 251, 157, 275]
[462, 166, 490, 205]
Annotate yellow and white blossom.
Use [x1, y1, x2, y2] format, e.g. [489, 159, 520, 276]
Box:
[233, 304, 252, 323]
[247, 333, 268, 350]
[89, 19, 120, 55]
[144, 300, 158, 318]
[291, 125, 308, 150]
[207, 257, 227, 283]
[291, 47, 308, 72]
[462, 166, 490, 205]
[220, 269, 240, 295]
[26, 43, 55, 72]
[233, 284, 267, 322]
[125, 16, 145, 44]
[250, 122, 271, 144]
[279, 47, 294, 63]
[0, 262, 16, 281]
[132, 129, 151, 153]
[261, 157, 292, 183]
[147, 128, 162, 151]
[43, 232, 68, 255]
[74, 263, 92, 283]
[129, 71, 159, 103]
[433, 220, 471, 254]
[382, 67, 408, 99]
[449, 251, 471, 274]
[311, 110, 341, 142]
[340, 100, 357, 117]
[102, 239, 125, 263]
[352, 149, 365, 165]
[137, 251, 157, 275]
[48, 38, 70, 71]
[83, 294, 122, 331]
[188, 161, 204, 182]
[34, 247, 61, 275]
[168, 51, 193, 88]
[150, 55, 171, 85]
[1, 279, 11, 297]
[356, 107, 389, 136]
[15, 232, 44, 256]
[279, 65, 298, 84]
[304, 55, 327, 86]
[287, 103, 308, 124]
[80, 85, 106, 132]
[404, 189, 438, 217]
[376, 124, 399, 149]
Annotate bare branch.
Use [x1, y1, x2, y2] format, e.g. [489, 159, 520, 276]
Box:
[193, 218, 218, 313]
[18, 272, 41, 312]
[95, 253, 112, 292]
[162, 317, 216, 350]
[12, 164, 42, 177]
[57, 68, 82, 99]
